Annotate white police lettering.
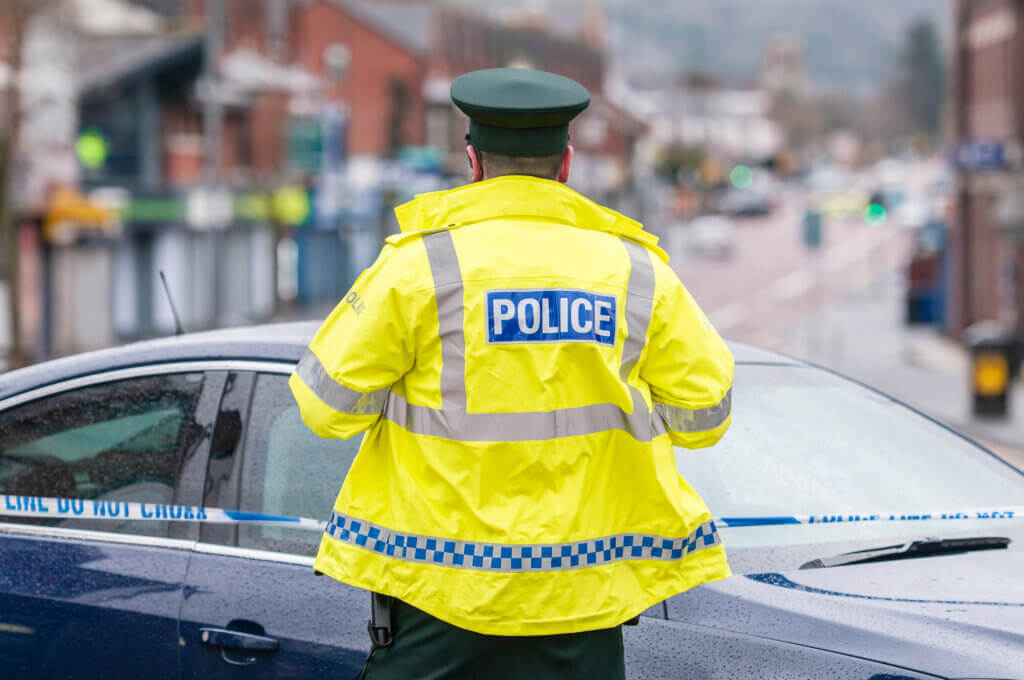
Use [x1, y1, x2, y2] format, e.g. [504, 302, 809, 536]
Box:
[492, 298, 515, 334]
[570, 298, 592, 334]
[541, 298, 559, 333]
[487, 289, 616, 345]
[594, 299, 613, 338]
[518, 298, 541, 334]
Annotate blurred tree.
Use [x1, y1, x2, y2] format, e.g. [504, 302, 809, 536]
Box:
[0, 0, 55, 367]
[901, 18, 945, 139]
[0, 0, 30, 368]
[653, 144, 705, 184]
[770, 88, 821, 153]
[386, 77, 409, 159]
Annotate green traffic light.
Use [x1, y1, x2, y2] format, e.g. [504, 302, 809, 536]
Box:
[864, 202, 887, 227]
[730, 165, 753, 189]
[76, 130, 108, 169]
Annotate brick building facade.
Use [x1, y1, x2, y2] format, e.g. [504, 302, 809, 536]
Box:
[951, 0, 1024, 337]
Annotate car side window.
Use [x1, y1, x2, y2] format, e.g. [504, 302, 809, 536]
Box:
[236, 373, 358, 555]
[0, 373, 207, 537]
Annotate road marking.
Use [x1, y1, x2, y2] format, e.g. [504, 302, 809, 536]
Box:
[770, 269, 814, 301]
[749, 327, 784, 350]
[707, 302, 747, 331]
[826, 231, 882, 272]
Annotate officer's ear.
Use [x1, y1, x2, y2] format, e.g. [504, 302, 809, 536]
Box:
[466, 145, 483, 183]
[557, 145, 574, 184]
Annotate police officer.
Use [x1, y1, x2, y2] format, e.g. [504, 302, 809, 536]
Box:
[291, 68, 734, 679]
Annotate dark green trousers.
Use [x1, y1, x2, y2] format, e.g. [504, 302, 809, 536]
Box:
[362, 598, 626, 680]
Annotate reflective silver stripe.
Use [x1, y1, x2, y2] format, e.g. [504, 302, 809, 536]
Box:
[295, 350, 390, 416]
[400, 232, 660, 441]
[423, 232, 466, 408]
[385, 392, 654, 442]
[324, 510, 721, 572]
[620, 240, 656, 428]
[655, 388, 732, 434]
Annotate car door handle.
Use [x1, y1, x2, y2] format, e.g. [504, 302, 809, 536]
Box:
[200, 627, 280, 652]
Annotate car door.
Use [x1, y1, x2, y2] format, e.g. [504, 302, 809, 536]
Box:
[0, 367, 221, 679]
[179, 367, 370, 679]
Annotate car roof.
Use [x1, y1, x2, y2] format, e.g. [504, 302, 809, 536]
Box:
[0, 321, 801, 401]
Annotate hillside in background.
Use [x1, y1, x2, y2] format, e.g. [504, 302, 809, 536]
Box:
[605, 0, 949, 91]
[445, 0, 949, 92]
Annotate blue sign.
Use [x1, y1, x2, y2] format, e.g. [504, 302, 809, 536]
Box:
[486, 289, 617, 345]
[954, 140, 1006, 171]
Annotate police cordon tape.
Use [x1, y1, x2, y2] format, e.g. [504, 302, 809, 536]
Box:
[1, 494, 1022, 530]
[1, 494, 326, 531]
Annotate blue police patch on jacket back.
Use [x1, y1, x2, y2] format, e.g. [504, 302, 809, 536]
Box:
[486, 289, 616, 345]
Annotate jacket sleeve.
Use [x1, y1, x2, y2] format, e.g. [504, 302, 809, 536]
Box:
[641, 266, 734, 449]
[289, 245, 416, 439]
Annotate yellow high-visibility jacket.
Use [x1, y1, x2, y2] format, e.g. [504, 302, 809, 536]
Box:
[291, 175, 734, 636]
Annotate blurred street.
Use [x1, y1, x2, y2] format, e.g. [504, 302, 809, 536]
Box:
[2, 0, 1023, 454]
[668, 194, 910, 351]
[662, 158, 1024, 468]
[779, 267, 1024, 471]
[2, 4, 1024, 676]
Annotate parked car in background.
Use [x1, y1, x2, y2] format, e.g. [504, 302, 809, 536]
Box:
[719, 187, 774, 217]
[1, 324, 1022, 679]
[893, 192, 932, 229]
[684, 215, 736, 258]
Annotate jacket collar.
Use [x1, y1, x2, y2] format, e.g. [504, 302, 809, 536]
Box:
[393, 175, 668, 262]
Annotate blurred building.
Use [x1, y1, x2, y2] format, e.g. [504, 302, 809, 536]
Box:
[950, 0, 1024, 338]
[7, 0, 445, 360]
[4, 0, 632, 364]
[424, 4, 638, 204]
[626, 77, 784, 173]
[759, 35, 807, 96]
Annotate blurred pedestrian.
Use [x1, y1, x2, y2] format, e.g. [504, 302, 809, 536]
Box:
[291, 68, 734, 679]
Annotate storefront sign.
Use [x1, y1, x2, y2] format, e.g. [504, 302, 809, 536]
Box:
[954, 140, 1006, 172]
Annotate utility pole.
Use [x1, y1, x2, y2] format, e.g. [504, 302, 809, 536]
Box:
[0, 1, 29, 369]
[203, 0, 224, 187]
[202, 0, 224, 326]
[951, 0, 972, 337]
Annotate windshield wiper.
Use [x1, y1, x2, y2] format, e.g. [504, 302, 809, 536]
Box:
[799, 536, 1010, 569]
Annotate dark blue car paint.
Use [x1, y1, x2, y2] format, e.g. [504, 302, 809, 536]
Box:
[0, 530, 189, 679]
[179, 552, 368, 678]
[668, 535, 1024, 679]
[745, 571, 1024, 608]
[2, 323, 1022, 678]
[622, 616, 940, 679]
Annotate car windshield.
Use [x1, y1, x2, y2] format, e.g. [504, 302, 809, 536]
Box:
[677, 363, 1024, 549]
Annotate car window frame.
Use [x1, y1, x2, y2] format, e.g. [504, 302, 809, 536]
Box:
[236, 369, 357, 558]
[188, 361, 325, 567]
[0, 361, 249, 547]
[198, 371, 257, 548]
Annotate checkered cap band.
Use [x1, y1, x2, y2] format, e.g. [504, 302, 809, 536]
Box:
[323, 511, 721, 572]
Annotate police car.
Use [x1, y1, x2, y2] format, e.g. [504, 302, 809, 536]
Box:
[1, 323, 1022, 679]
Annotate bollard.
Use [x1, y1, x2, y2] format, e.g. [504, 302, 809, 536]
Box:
[966, 322, 1015, 418]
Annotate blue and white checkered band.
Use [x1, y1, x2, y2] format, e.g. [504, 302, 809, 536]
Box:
[323, 511, 721, 572]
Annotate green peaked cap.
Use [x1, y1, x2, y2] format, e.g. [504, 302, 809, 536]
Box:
[451, 68, 591, 156]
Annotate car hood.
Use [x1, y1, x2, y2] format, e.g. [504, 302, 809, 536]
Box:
[668, 538, 1024, 678]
